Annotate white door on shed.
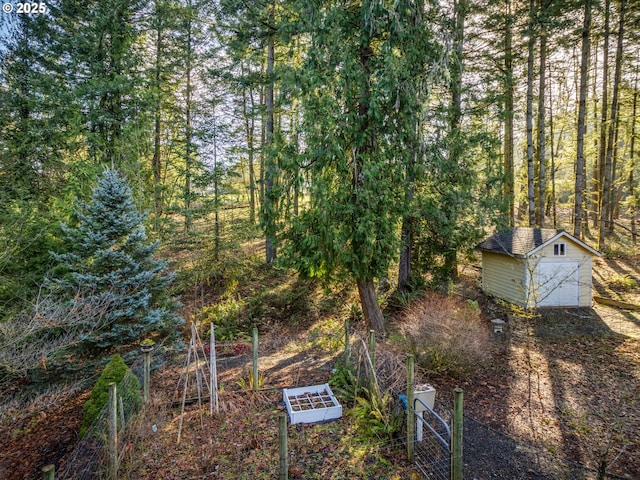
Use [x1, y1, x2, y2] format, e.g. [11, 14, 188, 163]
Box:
[536, 261, 580, 307]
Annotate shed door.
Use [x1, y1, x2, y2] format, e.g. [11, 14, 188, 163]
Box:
[536, 261, 580, 307]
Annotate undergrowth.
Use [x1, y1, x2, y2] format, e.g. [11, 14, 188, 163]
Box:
[395, 293, 490, 378]
[330, 363, 403, 441]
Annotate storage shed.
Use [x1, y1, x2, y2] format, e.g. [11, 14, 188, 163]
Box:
[476, 228, 601, 308]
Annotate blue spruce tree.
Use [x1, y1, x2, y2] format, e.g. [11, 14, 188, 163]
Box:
[51, 169, 182, 361]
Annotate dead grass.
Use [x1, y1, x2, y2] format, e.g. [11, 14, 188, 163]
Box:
[395, 293, 491, 378]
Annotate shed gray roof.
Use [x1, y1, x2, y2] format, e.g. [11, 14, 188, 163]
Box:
[476, 227, 601, 258]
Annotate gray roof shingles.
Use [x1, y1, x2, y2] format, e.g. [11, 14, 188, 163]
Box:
[476, 227, 561, 258]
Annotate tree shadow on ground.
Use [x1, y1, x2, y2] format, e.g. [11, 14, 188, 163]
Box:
[534, 308, 628, 340]
[536, 308, 639, 479]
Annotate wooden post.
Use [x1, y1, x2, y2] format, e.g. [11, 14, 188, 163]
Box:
[108, 382, 118, 480]
[119, 396, 125, 429]
[406, 354, 415, 463]
[143, 349, 151, 403]
[41, 465, 55, 480]
[252, 327, 259, 390]
[451, 387, 464, 480]
[368, 329, 376, 367]
[210, 322, 219, 415]
[279, 412, 288, 480]
[344, 319, 351, 367]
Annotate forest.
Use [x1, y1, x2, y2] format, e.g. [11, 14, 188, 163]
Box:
[1, 0, 640, 478]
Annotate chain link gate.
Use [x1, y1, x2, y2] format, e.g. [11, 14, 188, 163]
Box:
[413, 398, 451, 480]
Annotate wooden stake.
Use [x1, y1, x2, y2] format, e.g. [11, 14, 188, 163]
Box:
[368, 329, 376, 367]
[344, 319, 351, 368]
[177, 335, 193, 444]
[143, 349, 151, 403]
[118, 396, 125, 431]
[210, 322, 219, 415]
[108, 383, 118, 480]
[41, 465, 55, 480]
[279, 412, 288, 480]
[192, 325, 204, 428]
[252, 327, 259, 390]
[406, 354, 415, 463]
[452, 387, 464, 480]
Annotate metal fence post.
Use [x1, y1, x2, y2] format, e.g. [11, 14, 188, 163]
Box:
[407, 354, 415, 463]
[451, 388, 463, 480]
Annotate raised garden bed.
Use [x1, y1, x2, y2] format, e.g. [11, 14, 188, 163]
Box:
[283, 384, 342, 425]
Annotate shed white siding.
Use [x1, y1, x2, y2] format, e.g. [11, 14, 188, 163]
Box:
[527, 240, 594, 307]
[482, 252, 527, 307]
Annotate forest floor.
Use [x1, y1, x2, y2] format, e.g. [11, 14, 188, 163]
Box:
[1, 235, 639, 479]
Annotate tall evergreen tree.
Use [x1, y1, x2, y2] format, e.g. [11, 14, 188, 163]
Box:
[574, 0, 592, 239]
[50, 169, 182, 362]
[283, 0, 439, 332]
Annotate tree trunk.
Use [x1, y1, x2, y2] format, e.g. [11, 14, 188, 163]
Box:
[590, 40, 599, 227]
[264, 9, 276, 264]
[184, 0, 193, 233]
[599, 0, 625, 250]
[608, 121, 620, 229]
[441, 0, 466, 281]
[548, 70, 559, 229]
[259, 84, 265, 208]
[357, 279, 385, 334]
[152, 4, 163, 227]
[597, 0, 611, 249]
[503, 0, 515, 227]
[537, 32, 547, 228]
[630, 57, 638, 243]
[574, 0, 591, 239]
[241, 65, 257, 225]
[291, 102, 300, 217]
[398, 173, 414, 290]
[212, 110, 220, 260]
[526, 0, 536, 228]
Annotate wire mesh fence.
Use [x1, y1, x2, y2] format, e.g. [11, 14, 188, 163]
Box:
[346, 331, 457, 480]
[58, 358, 143, 480]
[413, 404, 451, 480]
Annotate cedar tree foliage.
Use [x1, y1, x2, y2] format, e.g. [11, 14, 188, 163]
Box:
[281, 0, 441, 332]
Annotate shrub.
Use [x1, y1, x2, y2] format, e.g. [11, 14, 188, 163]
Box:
[200, 299, 251, 341]
[397, 294, 490, 378]
[608, 274, 638, 292]
[329, 363, 402, 440]
[81, 354, 141, 436]
[351, 387, 403, 440]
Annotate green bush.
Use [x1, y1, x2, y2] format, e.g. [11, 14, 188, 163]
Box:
[80, 354, 141, 436]
[351, 387, 403, 440]
[330, 364, 402, 440]
[329, 363, 358, 405]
